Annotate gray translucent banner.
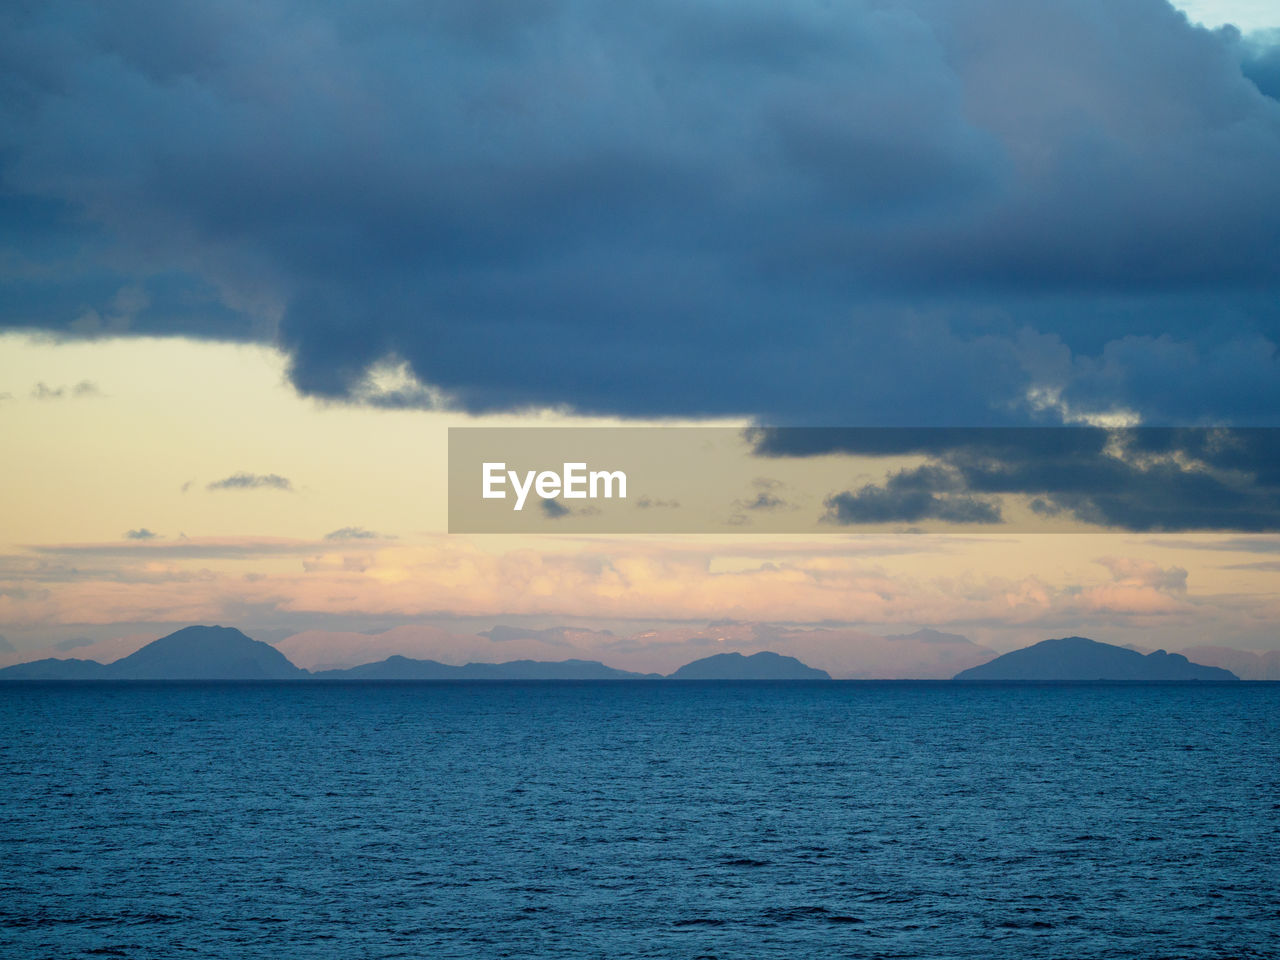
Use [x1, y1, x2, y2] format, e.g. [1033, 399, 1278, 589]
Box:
[448, 427, 1280, 534]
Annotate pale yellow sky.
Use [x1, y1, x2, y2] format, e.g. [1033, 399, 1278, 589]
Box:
[3, 332, 1280, 665]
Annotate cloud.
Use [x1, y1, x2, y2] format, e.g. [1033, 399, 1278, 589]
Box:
[1225, 26, 1280, 99]
[0, 1, 1277, 425]
[733, 478, 793, 513]
[0, 634, 13, 653]
[636, 496, 681, 510]
[824, 465, 1003, 525]
[7, 534, 1274, 659]
[1225, 560, 1280, 570]
[206, 472, 293, 492]
[52, 636, 93, 651]
[26, 536, 324, 560]
[1071, 556, 1191, 617]
[30, 380, 101, 400]
[540, 498, 571, 519]
[754, 427, 1280, 531]
[124, 528, 158, 540]
[1095, 556, 1189, 594]
[323, 526, 382, 541]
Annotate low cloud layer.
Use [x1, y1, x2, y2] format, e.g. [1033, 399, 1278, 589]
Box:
[3, 534, 1277, 660]
[1, 1, 1277, 425]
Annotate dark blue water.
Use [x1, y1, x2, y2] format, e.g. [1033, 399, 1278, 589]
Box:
[2, 682, 1277, 959]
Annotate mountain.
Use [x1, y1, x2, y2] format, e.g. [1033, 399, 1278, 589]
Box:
[667, 651, 831, 680]
[1176, 646, 1280, 681]
[312, 656, 658, 680]
[0, 657, 109, 679]
[953, 636, 1238, 681]
[103, 625, 305, 679]
[0, 626, 305, 680]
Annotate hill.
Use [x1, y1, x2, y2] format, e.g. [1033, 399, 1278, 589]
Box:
[0, 657, 109, 680]
[667, 651, 830, 680]
[0, 626, 305, 680]
[953, 636, 1238, 681]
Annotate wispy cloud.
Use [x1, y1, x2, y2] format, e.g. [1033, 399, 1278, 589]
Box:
[636, 496, 680, 510]
[26, 537, 327, 559]
[31, 380, 101, 400]
[207, 473, 294, 492]
[324, 526, 383, 541]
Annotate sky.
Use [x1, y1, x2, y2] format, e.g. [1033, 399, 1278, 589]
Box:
[2, 0, 1279, 674]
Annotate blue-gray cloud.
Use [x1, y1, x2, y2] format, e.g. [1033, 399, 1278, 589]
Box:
[540, 498, 571, 519]
[206, 473, 293, 492]
[733, 478, 793, 513]
[756, 427, 1280, 531]
[1, 1, 1278, 425]
[825, 465, 1003, 525]
[124, 528, 158, 540]
[323, 526, 382, 541]
[1226, 26, 1280, 98]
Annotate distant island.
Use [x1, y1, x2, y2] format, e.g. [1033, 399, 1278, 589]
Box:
[0, 626, 825, 681]
[0, 626, 303, 680]
[953, 636, 1238, 681]
[0, 626, 1244, 682]
[310, 656, 660, 680]
[667, 651, 830, 680]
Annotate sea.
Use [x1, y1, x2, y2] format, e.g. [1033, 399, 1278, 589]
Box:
[1, 681, 1277, 959]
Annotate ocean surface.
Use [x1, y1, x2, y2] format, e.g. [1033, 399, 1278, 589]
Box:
[1, 681, 1277, 959]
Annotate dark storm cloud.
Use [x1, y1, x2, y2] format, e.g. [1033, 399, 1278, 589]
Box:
[1226, 27, 1280, 99]
[754, 427, 1280, 531]
[206, 473, 294, 492]
[1, 1, 1279, 424]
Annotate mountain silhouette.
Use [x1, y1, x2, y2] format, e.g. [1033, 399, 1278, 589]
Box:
[312, 656, 658, 680]
[0, 657, 111, 679]
[0, 626, 304, 680]
[953, 636, 1238, 681]
[103, 625, 305, 679]
[667, 651, 831, 680]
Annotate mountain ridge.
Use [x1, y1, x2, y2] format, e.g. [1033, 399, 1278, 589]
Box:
[0, 626, 1246, 682]
[0, 626, 824, 681]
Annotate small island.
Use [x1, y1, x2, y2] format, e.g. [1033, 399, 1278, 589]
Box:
[952, 636, 1238, 682]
